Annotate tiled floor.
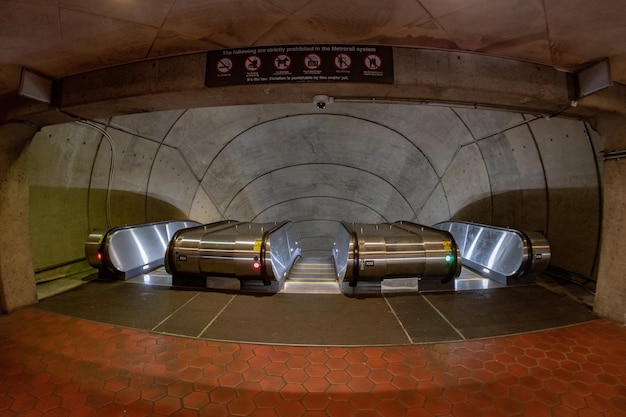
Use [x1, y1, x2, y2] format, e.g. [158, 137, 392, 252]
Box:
[33, 272, 598, 346]
[1, 307, 625, 416]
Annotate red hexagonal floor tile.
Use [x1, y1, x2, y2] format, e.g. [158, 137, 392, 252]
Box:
[182, 391, 209, 409]
[3, 307, 626, 417]
[153, 395, 181, 415]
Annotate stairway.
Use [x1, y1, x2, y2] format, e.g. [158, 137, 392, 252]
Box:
[284, 257, 341, 294]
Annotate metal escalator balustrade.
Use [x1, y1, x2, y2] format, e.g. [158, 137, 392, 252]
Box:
[85, 220, 202, 279]
[163, 220, 243, 279]
[433, 221, 550, 285]
[87, 218, 543, 294]
[333, 222, 461, 294]
[166, 221, 301, 293]
[394, 221, 462, 284]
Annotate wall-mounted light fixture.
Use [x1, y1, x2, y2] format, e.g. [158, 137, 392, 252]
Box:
[18, 68, 56, 104]
[567, 58, 612, 102]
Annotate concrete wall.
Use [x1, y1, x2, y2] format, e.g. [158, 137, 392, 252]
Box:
[0, 123, 38, 312]
[29, 121, 188, 276]
[28, 104, 602, 279]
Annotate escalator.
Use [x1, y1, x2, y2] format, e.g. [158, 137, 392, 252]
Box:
[284, 257, 340, 294]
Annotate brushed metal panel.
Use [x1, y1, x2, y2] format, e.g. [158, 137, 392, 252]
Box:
[87, 220, 200, 279]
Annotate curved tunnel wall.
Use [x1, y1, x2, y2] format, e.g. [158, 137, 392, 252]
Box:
[28, 103, 602, 279]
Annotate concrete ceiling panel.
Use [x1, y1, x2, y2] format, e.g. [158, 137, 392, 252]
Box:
[0, 65, 21, 93]
[256, 196, 386, 224]
[417, 182, 450, 226]
[59, 9, 158, 64]
[159, 0, 288, 46]
[441, 144, 491, 222]
[0, 2, 60, 49]
[416, 0, 499, 19]
[222, 164, 415, 222]
[476, 125, 547, 230]
[420, 0, 551, 63]
[59, 0, 175, 28]
[333, 104, 473, 177]
[146, 30, 224, 58]
[0, 2, 67, 81]
[104, 129, 159, 195]
[258, 0, 452, 47]
[200, 112, 439, 214]
[110, 110, 186, 143]
[173, 103, 464, 172]
[451, 108, 526, 141]
[531, 118, 599, 189]
[29, 124, 101, 189]
[530, 117, 600, 275]
[148, 146, 199, 218]
[545, 0, 626, 69]
[163, 105, 312, 178]
[189, 187, 222, 224]
[89, 129, 159, 226]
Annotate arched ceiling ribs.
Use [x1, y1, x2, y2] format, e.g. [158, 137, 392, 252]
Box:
[221, 162, 418, 219]
[449, 107, 494, 223]
[194, 112, 440, 181]
[249, 196, 389, 223]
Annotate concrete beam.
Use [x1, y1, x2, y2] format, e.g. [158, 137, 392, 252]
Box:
[2, 48, 623, 126]
[60, 48, 572, 118]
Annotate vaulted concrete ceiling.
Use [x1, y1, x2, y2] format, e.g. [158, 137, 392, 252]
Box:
[1, 0, 625, 96]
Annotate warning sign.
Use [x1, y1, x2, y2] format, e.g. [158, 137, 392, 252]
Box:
[245, 55, 262, 72]
[216, 57, 233, 74]
[304, 53, 322, 70]
[334, 53, 352, 70]
[206, 45, 394, 86]
[274, 54, 292, 70]
[364, 54, 383, 71]
[253, 240, 262, 251]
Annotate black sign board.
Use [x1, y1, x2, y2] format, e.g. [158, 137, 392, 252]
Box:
[206, 45, 394, 87]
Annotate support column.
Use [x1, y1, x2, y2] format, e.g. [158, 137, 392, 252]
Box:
[594, 113, 626, 323]
[0, 123, 38, 313]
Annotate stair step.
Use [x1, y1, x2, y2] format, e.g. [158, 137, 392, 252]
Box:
[284, 257, 340, 294]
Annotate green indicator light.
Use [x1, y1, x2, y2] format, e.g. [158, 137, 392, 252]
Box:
[444, 254, 453, 262]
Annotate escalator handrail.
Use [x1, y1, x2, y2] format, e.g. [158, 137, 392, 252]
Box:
[339, 222, 360, 287]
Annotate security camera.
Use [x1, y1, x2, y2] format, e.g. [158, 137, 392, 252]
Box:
[313, 95, 333, 109]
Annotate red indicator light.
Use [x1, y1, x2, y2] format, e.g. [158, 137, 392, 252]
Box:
[253, 261, 261, 270]
[97, 252, 102, 261]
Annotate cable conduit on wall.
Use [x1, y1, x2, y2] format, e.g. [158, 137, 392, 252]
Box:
[75, 120, 116, 228]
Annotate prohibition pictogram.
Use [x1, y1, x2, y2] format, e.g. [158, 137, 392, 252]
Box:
[364, 53, 383, 70]
[245, 55, 262, 72]
[274, 54, 292, 70]
[216, 57, 233, 74]
[334, 53, 352, 70]
[304, 53, 322, 70]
